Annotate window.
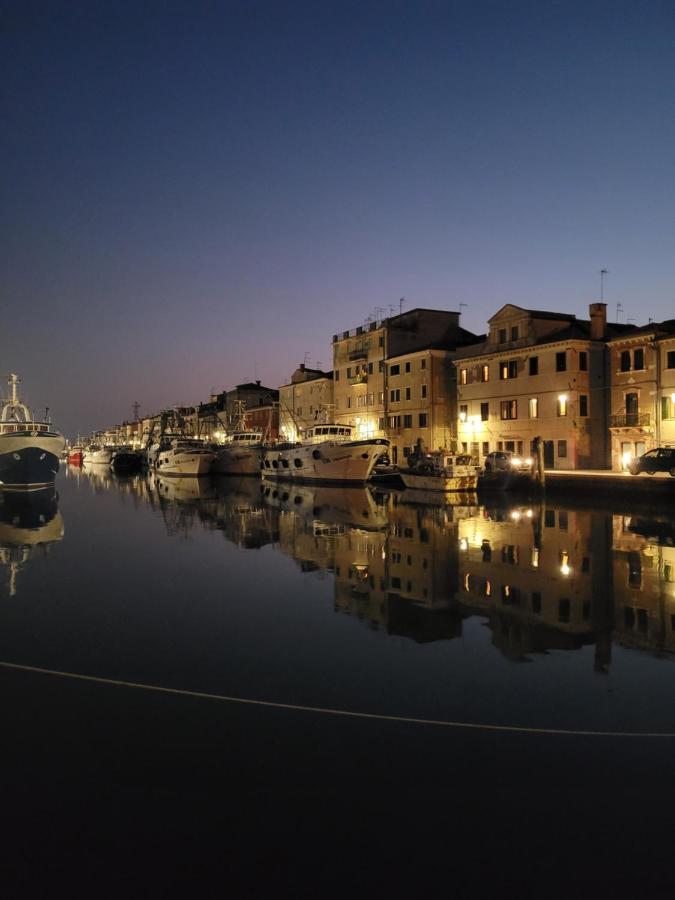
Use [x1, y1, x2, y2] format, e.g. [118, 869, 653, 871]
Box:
[511, 326, 519, 341]
[662, 396, 674, 420]
[421, 384, 427, 399]
[667, 350, 675, 369]
[389, 415, 401, 428]
[378, 417, 385, 430]
[368, 362, 373, 374]
[480, 402, 489, 421]
[405, 361, 411, 373]
[459, 404, 468, 420]
[419, 413, 428, 427]
[368, 393, 374, 405]
[558, 440, 567, 458]
[390, 389, 400, 402]
[482, 442, 489, 456]
[378, 391, 384, 404]
[556, 351, 567, 372]
[558, 511, 568, 530]
[378, 336, 384, 347]
[481, 364, 489, 382]
[421, 358, 427, 370]
[500, 360, 518, 380]
[633, 348, 645, 370]
[620, 350, 631, 372]
[346, 397, 351, 409]
[579, 395, 588, 417]
[346, 367, 352, 378]
[378, 360, 384, 372]
[334, 370, 340, 381]
[403, 414, 412, 428]
[389, 364, 400, 376]
[579, 351, 588, 371]
[460, 368, 468, 385]
[499, 328, 507, 343]
[557, 396, 568, 416]
[405, 387, 411, 401]
[500, 400, 517, 420]
[529, 356, 538, 376]
[529, 398, 538, 418]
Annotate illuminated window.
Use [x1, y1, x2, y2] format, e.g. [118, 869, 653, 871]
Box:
[500, 400, 517, 420]
[500, 360, 518, 380]
[557, 396, 568, 416]
[460, 368, 468, 385]
[481, 364, 489, 382]
[529, 398, 538, 418]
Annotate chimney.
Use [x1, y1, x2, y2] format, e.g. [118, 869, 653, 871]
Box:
[299, 363, 305, 371]
[256, 379, 261, 386]
[589, 303, 607, 340]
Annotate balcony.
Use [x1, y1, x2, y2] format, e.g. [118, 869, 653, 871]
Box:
[348, 373, 368, 385]
[348, 346, 369, 361]
[609, 412, 651, 428]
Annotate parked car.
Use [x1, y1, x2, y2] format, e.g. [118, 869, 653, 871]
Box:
[484, 451, 534, 473]
[627, 447, 675, 476]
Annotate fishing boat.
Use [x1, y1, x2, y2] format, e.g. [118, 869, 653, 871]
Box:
[83, 444, 113, 465]
[399, 451, 480, 493]
[110, 446, 144, 472]
[67, 447, 84, 465]
[210, 404, 264, 476]
[155, 438, 215, 476]
[262, 422, 388, 484]
[0, 374, 65, 489]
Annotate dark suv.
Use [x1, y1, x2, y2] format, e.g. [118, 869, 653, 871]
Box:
[627, 447, 675, 476]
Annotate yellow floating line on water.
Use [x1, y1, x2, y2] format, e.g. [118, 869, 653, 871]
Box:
[0, 658, 673, 739]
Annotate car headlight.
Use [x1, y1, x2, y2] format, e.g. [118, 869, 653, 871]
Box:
[511, 457, 521, 467]
[524, 457, 533, 466]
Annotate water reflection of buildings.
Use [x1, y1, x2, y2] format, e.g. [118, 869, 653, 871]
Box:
[0, 489, 64, 596]
[612, 514, 675, 655]
[96, 469, 675, 662]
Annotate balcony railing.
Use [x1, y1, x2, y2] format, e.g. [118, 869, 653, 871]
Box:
[609, 412, 651, 428]
[348, 373, 368, 385]
[348, 347, 369, 361]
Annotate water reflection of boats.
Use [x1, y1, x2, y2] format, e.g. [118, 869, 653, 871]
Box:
[261, 479, 388, 532]
[0, 488, 64, 596]
[154, 475, 216, 503]
[627, 516, 675, 546]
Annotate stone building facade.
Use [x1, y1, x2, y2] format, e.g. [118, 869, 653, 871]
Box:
[454, 303, 635, 470]
[278, 364, 334, 442]
[607, 319, 675, 470]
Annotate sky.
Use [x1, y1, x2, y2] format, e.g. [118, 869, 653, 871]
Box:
[1, 0, 674, 436]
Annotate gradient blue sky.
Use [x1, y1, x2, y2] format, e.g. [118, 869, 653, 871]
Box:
[2, 0, 674, 435]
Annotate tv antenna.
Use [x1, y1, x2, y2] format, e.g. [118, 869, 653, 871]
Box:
[399, 296, 406, 315]
[616, 302, 623, 322]
[459, 302, 468, 317]
[600, 268, 609, 301]
[132, 401, 141, 421]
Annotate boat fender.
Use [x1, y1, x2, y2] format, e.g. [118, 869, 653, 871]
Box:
[312, 449, 321, 460]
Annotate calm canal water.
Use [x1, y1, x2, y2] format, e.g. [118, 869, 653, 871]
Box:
[2, 464, 674, 735]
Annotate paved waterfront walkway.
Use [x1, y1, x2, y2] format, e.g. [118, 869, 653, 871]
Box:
[545, 468, 673, 479]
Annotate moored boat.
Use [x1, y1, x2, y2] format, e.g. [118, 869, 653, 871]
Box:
[262, 423, 388, 484]
[83, 444, 113, 465]
[211, 430, 264, 476]
[0, 374, 65, 490]
[110, 446, 144, 472]
[155, 439, 215, 476]
[399, 451, 480, 493]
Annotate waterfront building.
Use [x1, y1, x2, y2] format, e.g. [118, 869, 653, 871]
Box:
[332, 308, 477, 465]
[607, 319, 675, 470]
[453, 303, 635, 470]
[278, 364, 334, 442]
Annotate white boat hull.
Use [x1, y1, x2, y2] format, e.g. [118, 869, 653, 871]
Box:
[263, 439, 387, 484]
[212, 446, 262, 476]
[399, 471, 479, 492]
[84, 449, 113, 465]
[156, 448, 215, 476]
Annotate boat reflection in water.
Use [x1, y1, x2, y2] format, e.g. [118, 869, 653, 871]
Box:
[99, 471, 675, 664]
[0, 488, 64, 596]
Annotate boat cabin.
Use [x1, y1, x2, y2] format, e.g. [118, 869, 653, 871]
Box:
[304, 424, 353, 444]
[225, 432, 262, 444]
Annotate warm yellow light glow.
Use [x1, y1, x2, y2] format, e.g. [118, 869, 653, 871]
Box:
[459, 411, 467, 422]
[510, 510, 521, 521]
[560, 550, 571, 576]
[558, 394, 568, 402]
[459, 538, 468, 551]
[621, 451, 633, 468]
[526, 509, 533, 518]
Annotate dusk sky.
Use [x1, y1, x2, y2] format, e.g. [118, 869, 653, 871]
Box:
[2, 0, 674, 436]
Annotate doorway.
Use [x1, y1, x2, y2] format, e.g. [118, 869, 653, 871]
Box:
[543, 440, 554, 468]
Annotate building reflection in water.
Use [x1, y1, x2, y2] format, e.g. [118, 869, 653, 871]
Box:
[0, 488, 64, 597]
[98, 469, 675, 663]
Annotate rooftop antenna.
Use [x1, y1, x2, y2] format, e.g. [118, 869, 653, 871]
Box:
[616, 302, 623, 322]
[459, 302, 468, 317]
[399, 296, 406, 315]
[389, 304, 396, 316]
[132, 401, 141, 421]
[600, 268, 608, 301]
[303, 351, 311, 366]
[316, 360, 323, 370]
